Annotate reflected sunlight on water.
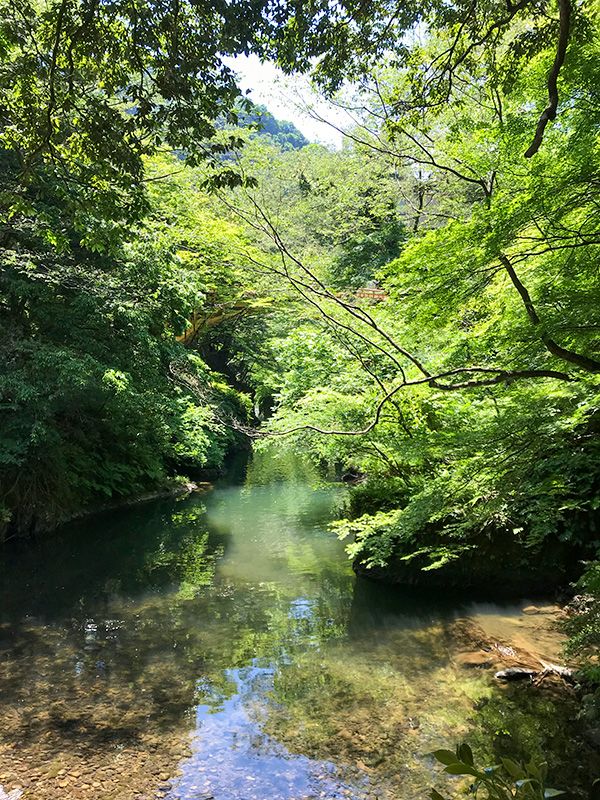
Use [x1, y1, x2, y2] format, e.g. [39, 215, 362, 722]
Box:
[168, 663, 371, 800]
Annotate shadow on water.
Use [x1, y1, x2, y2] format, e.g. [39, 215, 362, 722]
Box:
[0, 451, 598, 800]
[348, 577, 465, 636]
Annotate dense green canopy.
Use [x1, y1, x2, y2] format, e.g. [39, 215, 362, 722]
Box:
[2, 0, 600, 678]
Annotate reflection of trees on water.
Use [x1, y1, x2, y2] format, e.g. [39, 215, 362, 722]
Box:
[0, 495, 227, 619]
[0, 499, 223, 755]
[1, 479, 595, 799]
[244, 449, 326, 488]
[0, 488, 356, 759]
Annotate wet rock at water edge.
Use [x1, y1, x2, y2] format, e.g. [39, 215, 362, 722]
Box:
[494, 667, 537, 681]
[522, 605, 561, 615]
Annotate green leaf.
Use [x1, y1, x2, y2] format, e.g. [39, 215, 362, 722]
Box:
[501, 757, 526, 779]
[428, 791, 446, 800]
[544, 790, 565, 798]
[525, 758, 540, 778]
[457, 743, 474, 766]
[443, 764, 481, 777]
[433, 749, 460, 766]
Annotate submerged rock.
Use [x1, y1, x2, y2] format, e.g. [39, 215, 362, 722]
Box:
[455, 651, 494, 669]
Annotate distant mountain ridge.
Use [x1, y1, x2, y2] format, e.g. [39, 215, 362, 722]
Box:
[229, 102, 310, 150]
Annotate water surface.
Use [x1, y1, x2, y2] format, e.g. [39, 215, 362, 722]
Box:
[0, 456, 595, 800]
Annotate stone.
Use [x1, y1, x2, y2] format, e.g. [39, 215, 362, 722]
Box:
[494, 667, 537, 681]
[523, 605, 558, 615]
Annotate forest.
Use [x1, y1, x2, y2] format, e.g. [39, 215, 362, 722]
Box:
[1, 0, 600, 748]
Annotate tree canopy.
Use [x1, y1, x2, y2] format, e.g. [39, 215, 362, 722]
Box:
[2, 0, 600, 617]
[208, 0, 600, 599]
[2, 0, 600, 791]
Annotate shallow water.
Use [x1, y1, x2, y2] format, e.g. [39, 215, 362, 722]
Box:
[0, 457, 596, 800]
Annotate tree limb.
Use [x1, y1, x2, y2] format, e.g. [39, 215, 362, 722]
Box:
[500, 253, 600, 371]
[257, 366, 571, 438]
[524, 0, 572, 158]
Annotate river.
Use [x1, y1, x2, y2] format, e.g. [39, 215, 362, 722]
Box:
[0, 454, 596, 799]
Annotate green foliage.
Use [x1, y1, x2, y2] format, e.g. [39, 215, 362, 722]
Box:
[333, 219, 408, 289]
[332, 508, 405, 568]
[247, 13, 600, 608]
[232, 138, 409, 288]
[344, 476, 409, 516]
[0, 0, 267, 251]
[0, 153, 256, 536]
[563, 562, 600, 682]
[430, 744, 564, 799]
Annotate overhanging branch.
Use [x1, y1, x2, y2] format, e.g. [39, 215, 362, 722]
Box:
[250, 367, 573, 439]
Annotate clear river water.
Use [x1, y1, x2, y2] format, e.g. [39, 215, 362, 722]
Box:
[0, 454, 597, 800]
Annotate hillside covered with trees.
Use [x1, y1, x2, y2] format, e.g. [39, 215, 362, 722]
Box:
[2, 0, 600, 675]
